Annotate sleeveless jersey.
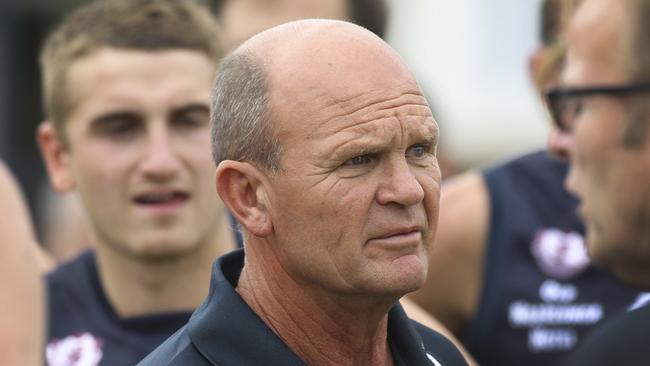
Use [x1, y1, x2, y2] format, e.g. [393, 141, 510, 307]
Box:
[46, 251, 191, 366]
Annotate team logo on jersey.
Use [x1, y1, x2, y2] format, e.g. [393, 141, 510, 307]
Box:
[46, 332, 103, 366]
[531, 229, 589, 280]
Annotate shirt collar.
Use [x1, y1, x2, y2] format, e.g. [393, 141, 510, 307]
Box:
[187, 249, 432, 365]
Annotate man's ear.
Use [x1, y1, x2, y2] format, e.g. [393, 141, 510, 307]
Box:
[36, 122, 75, 192]
[216, 161, 273, 238]
[529, 48, 546, 92]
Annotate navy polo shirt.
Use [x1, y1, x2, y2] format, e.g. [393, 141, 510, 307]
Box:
[139, 249, 468, 365]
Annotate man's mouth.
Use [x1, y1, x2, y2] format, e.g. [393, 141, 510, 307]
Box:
[373, 228, 423, 240]
[133, 190, 190, 210]
[366, 227, 424, 249]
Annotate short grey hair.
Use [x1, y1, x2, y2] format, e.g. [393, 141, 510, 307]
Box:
[210, 51, 282, 171]
[627, 0, 650, 80]
[619, 0, 650, 147]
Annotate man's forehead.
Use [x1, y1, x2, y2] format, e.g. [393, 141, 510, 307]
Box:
[270, 78, 427, 138]
[567, 0, 627, 58]
[263, 26, 416, 114]
[65, 48, 213, 116]
[242, 20, 424, 139]
[564, 0, 629, 82]
[275, 90, 436, 150]
[251, 20, 404, 82]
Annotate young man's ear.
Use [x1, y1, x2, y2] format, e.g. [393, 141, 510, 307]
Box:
[215, 161, 273, 237]
[37, 122, 75, 192]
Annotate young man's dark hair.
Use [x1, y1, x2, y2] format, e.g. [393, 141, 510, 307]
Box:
[208, 0, 388, 39]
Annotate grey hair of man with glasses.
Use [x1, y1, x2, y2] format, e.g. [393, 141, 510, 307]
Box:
[548, 0, 650, 363]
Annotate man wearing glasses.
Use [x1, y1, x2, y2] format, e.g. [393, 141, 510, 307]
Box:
[545, 0, 650, 364]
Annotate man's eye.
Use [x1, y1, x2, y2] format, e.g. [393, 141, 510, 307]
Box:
[344, 154, 373, 166]
[407, 144, 429, 158]
[560, 97, 585, 130]
[172, 110, 209, 129]
[171, 105, 210, 130]
[573, 99, 585, 117]
[105, 121, 136, 134]
[91, 115, 141, 138]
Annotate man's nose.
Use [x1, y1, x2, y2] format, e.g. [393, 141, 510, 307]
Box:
[140, 129, 181, 181]
[547, 127, 574, 160]
[564, 163, 580, 197]
[376, 158, 425, 207]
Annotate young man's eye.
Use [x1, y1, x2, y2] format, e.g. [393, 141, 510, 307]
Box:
[105, 121, 137, 134]
[90, 114, 142, 138]
[171, 106, 209, 129]
[173, 113, 208, 128]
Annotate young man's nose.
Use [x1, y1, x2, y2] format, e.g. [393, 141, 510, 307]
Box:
[140, 130, 182, 181]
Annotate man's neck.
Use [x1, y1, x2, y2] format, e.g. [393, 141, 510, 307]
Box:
[237, 243, 397, 366]
[95, 215, 236, 318]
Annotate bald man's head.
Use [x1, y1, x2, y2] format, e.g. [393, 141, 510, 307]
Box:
[210, 19, 424, 171]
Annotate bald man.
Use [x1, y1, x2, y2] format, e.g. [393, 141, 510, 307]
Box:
[139, 19, 468, 366]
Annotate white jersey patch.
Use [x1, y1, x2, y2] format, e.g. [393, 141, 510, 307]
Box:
[46, 332, 103, 366]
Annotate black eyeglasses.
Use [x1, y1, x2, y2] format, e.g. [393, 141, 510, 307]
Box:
[544, 82, 650, 132]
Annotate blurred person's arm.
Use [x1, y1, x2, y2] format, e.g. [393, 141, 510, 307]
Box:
[0, 161, 45, 365]
[408, 171, 489, 335]
[401, 297, 477, 366]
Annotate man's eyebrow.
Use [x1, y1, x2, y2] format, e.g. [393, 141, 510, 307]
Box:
[89, 110, 141, 128]
[423, 128, 439, 145]
[328, 136, 388, 160]
[169, 103, 210, 116]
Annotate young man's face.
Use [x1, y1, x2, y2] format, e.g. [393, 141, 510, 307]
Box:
[40, 48, 225, 260]
[561, 0, 650, 285]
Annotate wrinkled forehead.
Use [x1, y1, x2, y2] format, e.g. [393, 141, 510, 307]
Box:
[271, 83, 436, 155]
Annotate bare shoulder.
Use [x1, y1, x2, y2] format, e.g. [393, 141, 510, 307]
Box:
[409, 170, 489, 335]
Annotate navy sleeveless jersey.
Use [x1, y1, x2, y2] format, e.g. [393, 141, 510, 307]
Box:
[46, 251, 191, 366]
[461, 150, 642, 366]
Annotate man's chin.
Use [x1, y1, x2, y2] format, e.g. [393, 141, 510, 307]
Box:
[379, 255, 428, 294]
[123, 239, 197, 263]
[587, 235, 629, 279]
